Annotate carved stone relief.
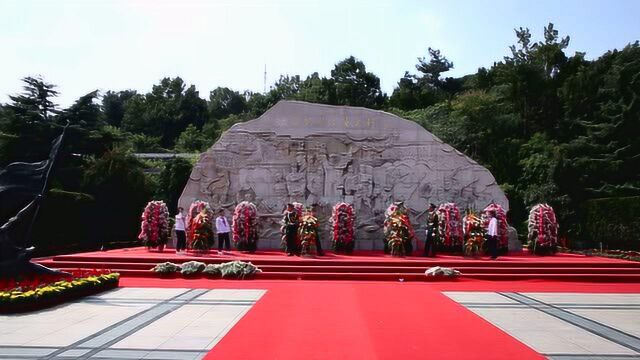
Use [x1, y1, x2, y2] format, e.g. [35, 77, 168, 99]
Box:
[179, 101, 508, 250]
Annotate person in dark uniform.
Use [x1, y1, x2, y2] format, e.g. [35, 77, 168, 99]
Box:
[283, 203, 299, 256]
[423, 203, 438, 257]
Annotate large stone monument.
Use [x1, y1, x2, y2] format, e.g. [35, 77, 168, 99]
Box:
[179, 101, 508, 250]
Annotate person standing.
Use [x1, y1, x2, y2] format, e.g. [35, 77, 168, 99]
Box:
[487, 211, 499, 260]
[215, 209, 231, 254]
[174, 207, 187, 254]
[283, 203, 299, 256]
[423, 203, 438, 257]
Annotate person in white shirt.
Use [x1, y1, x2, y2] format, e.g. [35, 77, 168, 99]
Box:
[174, 207, 187, 254]
[487, 211, 499, 260]
[215, 209, 231, 254]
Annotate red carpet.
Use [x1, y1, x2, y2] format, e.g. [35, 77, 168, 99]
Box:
[208, 282, 544, 360]
[119, 278, 640, 360]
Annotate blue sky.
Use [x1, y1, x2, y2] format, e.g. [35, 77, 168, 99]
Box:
[1, 0, 639, 107]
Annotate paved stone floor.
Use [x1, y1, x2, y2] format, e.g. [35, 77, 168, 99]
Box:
[0, 288, 265, 360]
[3, 288, 638, 359]
[445, 292, 640, 360]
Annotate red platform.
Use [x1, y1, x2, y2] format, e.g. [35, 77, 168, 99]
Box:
[37, 247, 640, 282]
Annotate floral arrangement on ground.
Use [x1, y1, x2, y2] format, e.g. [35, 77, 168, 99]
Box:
[232, 201, 259, 252]
[298, 210, 319, 256]
[138, 200, 170, 250]
[383, 202, 414, 256]
[331, 202, 355, 253]
[463, 210, 485, 257]
[425, 266, 461, 278]
[528, 203, 559, 254]
[482, 203, 509, 253]
[152, 261, 261, 279]
[187, 200, 214, 251]
[437, 203, 464, 252]
[0, 270, 120, 313]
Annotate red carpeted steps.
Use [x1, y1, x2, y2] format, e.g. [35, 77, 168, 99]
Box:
[36, 247, 640, 282]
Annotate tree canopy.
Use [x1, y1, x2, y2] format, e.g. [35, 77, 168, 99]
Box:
[1, 22, 638, 250]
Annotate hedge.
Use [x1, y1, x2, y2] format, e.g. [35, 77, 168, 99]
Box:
[578, 196, 640, 250]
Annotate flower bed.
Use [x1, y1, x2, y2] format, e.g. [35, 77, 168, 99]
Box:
[463, 210, 485, 257]
[187, 200, 214, 251]
[383, 202, 415, 256]
[528, 203, 559, 255]
[0, 270, 120, 314]
[138, 200, 170, 251]
[232, 201, 259, 252]
[437, 203, 464, 252]
[331, 202, 355, 253]
[482, 203, 509, 253]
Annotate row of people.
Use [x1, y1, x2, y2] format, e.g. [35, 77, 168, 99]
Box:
[174, 207, 232, 254]
[171, 203, 500, 258]
[422, 203, 500, 259]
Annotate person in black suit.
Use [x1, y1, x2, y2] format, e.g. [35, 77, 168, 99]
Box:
[423, 203, 438, 257]
[283, 203, 299, 256]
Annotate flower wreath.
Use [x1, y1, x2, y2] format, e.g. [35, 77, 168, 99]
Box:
[463, 210, 485, 257]
[186, 200, 214, 251]
[331, 202, 355, 253]
[383, 202, 415, 256]
[232, 201, 259, 252]
[138, 200, 170, 250]
[298, 210, 319, 256]
[481, 203, 509, 252]
[437, 203, 464, 251]
[528, 203, 558, 254]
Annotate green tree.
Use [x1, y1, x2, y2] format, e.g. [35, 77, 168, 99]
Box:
[416, 48, 454, 89]
[208, 87, 246, 120]
[389, 72, 441, 110]
[390, 48, 458, 110]
[102, 90, 136, 127]
[331, 56, 385, 108]
[175, 124, 209, 152]
[270, 75, 301, 100]
[560, 42, 640, 200]
[297, 72, 336, 105]
[517, 133, 562, 205]
[496, 23, 572, 136]
[82, 148, 153, 247]
[156, 157, 193, 212]
[121, 77, 209, 148]
[129, 134, 164, 153]
[6, 76, 59, 123]
[58, 90, 103, 129]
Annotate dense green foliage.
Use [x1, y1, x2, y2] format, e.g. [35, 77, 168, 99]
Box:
[578, 197, 640, 250]
[155, 157, 194, 213]
[1, 23, 638, 251]
[31, 189, 96, 256]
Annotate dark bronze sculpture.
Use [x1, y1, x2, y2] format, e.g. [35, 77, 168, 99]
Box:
[0, 125, 71, 280]
[0, 195, 70, 279]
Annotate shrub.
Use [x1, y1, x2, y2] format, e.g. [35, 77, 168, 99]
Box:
[577, 196, 640, 250]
